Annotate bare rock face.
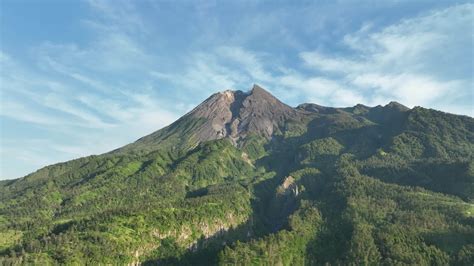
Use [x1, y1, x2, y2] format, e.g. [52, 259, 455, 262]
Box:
[186, 89, 237, 140]
[187, 84, 300, 144]
[277, 176, 299, 196]
[116, 84, 302, 153]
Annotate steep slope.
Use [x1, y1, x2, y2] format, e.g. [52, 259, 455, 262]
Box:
[118, 85, 303, 153]
[0, 85, 473, 265]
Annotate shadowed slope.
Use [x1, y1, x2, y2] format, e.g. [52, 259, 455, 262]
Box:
[1, 84, 473, 265]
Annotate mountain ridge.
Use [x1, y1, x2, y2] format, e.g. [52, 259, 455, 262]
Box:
[117, 84, 416, 154]
[1, 84, 473, 265]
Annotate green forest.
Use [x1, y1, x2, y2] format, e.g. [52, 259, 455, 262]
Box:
[1, 103, 473, 265]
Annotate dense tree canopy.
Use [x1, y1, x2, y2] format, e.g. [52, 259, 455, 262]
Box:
[1, 103, 473, 265]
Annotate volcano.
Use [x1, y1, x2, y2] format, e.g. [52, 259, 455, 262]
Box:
[1, 85, 473, 265]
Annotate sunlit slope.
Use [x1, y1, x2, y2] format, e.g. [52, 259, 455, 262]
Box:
[1, 86, 473, 264]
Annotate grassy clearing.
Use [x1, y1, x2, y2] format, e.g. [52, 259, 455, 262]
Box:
[465, 204, 474, 217]
[0, 230, 22, 250]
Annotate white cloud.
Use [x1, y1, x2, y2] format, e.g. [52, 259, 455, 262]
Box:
[331, 89, 366, 107]
[159, 3, 473, 113]
[300, 3, 473, 115]
[0, 49, 179, 178]
[300, 51, 363, 73]
[216, 46, 273, 82]
[150, 51, 249, 98]
[280, 75, 339, 97]
[85, 0, 148, 36]
[2, 1, 472, 179]
[351, 73, 463, 107]
[1, 101, 64, 126]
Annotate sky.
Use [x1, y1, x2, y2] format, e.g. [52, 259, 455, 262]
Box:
[0, 0, 473, 179]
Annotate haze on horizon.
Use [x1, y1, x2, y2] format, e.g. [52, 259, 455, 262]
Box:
[0, 0, 473, 179]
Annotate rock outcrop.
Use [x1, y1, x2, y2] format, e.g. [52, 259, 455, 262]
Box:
[186, 84, 301, 144]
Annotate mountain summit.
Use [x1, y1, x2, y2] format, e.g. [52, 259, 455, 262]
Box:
[120, 84, 302, 152]
[122, 85, 414, 153]
[187, 84, 299, 142]
[1, 85, 473, 265]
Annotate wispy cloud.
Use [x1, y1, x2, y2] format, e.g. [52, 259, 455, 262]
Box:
[299, 3, 473, 113]
[0, 51, 180, 178]
[85, 0, 149, 36]
[146, 4, 473, 112]
[0, 0, 179, 178]
[1, 1, 472, 179]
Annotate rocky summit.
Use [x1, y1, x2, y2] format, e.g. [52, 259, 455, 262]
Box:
[1, 85, 473, 265]
[188, 85, 299, 142]
[126, 85, 301, 151]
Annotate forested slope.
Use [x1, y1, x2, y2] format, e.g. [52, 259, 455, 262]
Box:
[1, 86, 473, 265]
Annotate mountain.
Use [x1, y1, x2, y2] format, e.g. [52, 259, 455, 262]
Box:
[1, 85, 473, 265]
[118, 85, 302, 152]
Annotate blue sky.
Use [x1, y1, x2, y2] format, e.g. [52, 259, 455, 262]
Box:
[0, 0, 473, 179]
